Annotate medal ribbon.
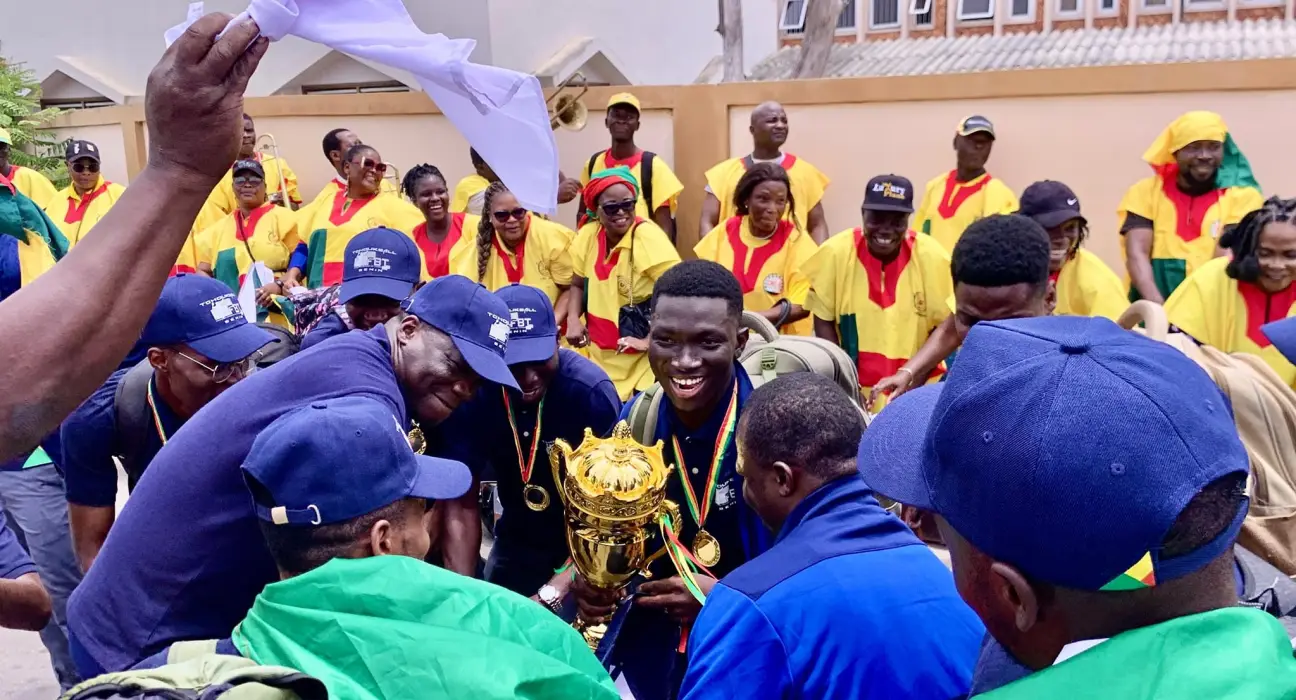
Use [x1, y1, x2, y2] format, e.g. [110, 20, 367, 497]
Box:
[670, 383, 739, 529]
[502, 389, 545, 484]
[145, 376, 174, 445]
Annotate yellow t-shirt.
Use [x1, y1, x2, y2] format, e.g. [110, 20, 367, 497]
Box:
[581, 150, 684, 219]
[5, 166, 59, 210]
[1117, 175, 1264, 299]
[451, 174, 492, 215]
[196, 203, 303, 277]
[571, 220, 680, 400]
[913, 171, 1019, 253]
[299, 177, 398, 231]
[1054, 249, 1129, 321]
[42, 178, 126, 247]
[1165, 257, 1296, 387]
[205, 153, 302, 215]
[301, 190, 425, 287]
[705, 154, 829, 230]
[803, 228, 953, 404]
[694, 216, 818, 336]
[450, 214, 575, 304]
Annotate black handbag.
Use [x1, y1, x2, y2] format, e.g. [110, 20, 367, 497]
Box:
[616, 223, 652, 339]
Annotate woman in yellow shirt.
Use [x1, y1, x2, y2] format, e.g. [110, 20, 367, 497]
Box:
[566, 167, 680, 400]
[695, 163, 817, 335]
[1165, 197, 1296, 387]
[1016, 180, 1128, 320]
[402, 163, 472, 279]
[43, 140, 126, 246]
[455, 181, 575, 310]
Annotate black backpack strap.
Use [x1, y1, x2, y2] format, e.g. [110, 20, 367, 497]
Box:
[112, 360, 155, 490]
[586, 151, 602, 182]
[641, 151, 655, 214]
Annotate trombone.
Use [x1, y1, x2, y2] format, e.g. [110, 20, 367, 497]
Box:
[255, 133, 292, 208]
[383, 162, 402, 196]
[547, 72, 589, 132]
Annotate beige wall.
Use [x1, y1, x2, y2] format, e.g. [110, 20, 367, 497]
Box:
[728, 90, 1296, 272]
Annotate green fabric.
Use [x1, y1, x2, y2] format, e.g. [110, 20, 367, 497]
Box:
[1217, 133, 1260, 191]
[21, 446, 51, 469]
[982, 608, 1296, 700]
[0, 185, 69, 261]
[921, 219, 931, 235]
[306, 229, 327, 287]
[838, 313, 859, 365]
[1128, 258, 1188, 302]
[214, 248, 242, 294]
[232, 556, 618, 700]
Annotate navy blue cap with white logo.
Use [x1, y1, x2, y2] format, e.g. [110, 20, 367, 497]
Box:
[242, 396, 473, 526]
[65, 140, 101, 163]
[496, 284, 559, 365]
[339, 227, 422, 305]
[140, 275, 276, 363]
[402, 275, 519, 390]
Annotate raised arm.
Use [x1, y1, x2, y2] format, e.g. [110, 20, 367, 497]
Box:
[0, 15, 267, 461]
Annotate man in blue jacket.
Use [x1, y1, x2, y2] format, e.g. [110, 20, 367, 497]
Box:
[681, 373, 984, 699]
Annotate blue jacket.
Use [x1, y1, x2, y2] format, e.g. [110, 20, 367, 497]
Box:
[681, 474, 985, 700]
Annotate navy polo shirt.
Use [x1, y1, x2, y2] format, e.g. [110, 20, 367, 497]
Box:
[67, 326, 406, 673]
[298, 311, 350, 351]
[60, 368, 186, 506]
[0, 512, 36, 580]
[431, 349, 620, 552]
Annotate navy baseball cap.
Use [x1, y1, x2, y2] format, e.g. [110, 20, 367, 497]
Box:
[403, 275, 520, 390]
[497, 284, 559, 365]
[1019, 180, 1086, 230]
[243, 396, 473, 526]
[232, 159, 264, 179]
[140, 275, 276, 363]
[339, 227, 422, 305]
[859, 316, 1249, 592]
[1262, 317, 1296, 364]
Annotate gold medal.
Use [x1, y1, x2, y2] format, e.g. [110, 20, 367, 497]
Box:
[407, 423, 426, 455]
[523, 484, 551, 512]
[693, 529, 721, 568]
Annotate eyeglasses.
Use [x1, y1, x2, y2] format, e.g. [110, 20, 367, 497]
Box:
[492, 207, 527, 222]
[600, 200, 635, 216]
[354, 158, 387, 175]
[176, 351, 256, 384]
[71, 162, 101, 174]
[233, 175, 264, 186]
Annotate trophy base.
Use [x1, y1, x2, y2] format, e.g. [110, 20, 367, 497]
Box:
[577, 619, 608, 651]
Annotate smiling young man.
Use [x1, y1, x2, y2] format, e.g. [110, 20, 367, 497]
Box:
[431, 284, 620, 599]
[580, 93, 683, 235]
[585, 260, 773, 700]
[804, 174, 954, 408]
[67, 275, 521, 677]
[913, 116, 1019, 254]
[870, 214, 1054, 407]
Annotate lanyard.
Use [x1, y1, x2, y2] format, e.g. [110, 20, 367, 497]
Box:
[502, 390, 545, 484]
[670, 383, 738, 529]
[145, 376, 174, 445]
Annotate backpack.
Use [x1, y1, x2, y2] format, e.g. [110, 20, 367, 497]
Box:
[59, 640, 327, 700]
[587, 151, 673, 241]
[627, 311, 864, 444]
[1120, 301, 1296, 575]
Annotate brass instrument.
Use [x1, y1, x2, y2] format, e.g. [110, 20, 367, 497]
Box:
[550, 422, 680, 650]
[547, 72, 589, 132]
[254, 133, 291, 208]
[382, 161, 401, 195]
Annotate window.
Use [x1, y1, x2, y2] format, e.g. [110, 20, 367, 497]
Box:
[911, 0, 935, 24]
[1097, 0, 1118, 13]
[1141, 0, 1169, 8]
[301, 80, 410, 95]
[870, 0, 900, 27]
[958, 0, 995, 19]
[780, 0, 809, 30]
[1055, 0, 1082, 15]
[1010, 0, 1034, 18]
[40, 96, 114, 110]
[839, 0, 859, 28]
[1183, 0, 1226, 9]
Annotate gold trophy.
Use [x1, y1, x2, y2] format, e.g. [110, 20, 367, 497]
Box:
[550, 421, 680, 650]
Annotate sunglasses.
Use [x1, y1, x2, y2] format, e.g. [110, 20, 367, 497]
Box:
[353, 158, 387, 174]
[233, 175, 264, 185]
[600, 200, 635, 216]
[492, 207, 527, 223]
[71, 162, 101, 174]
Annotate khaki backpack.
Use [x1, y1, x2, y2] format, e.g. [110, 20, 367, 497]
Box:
[1121, 301, 1296, 575]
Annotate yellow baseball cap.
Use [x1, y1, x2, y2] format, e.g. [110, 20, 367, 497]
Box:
[956, 115, 995, 139]
[607, 92, 641, 113]
[0, 128, 10, 145]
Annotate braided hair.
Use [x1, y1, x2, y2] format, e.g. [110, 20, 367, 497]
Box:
[476, 181, 511, 282]
[401, 163, 445, 200]
[733, 162, 800, 232]
[1220, 196, 1296, 282]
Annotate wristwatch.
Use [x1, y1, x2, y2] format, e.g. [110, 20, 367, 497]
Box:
[537, 584, 562, 613]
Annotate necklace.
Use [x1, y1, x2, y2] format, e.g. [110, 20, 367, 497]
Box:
[503, 389, 549, 511]
[670, 383, 739, 567]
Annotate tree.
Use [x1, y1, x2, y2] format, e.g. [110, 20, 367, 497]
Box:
[794, 0, 844, 80]
[0, 56, 67, 187]
[717, 0, 745, 83]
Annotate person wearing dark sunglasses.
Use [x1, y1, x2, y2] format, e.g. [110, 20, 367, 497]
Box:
[202, 114, 302, 216]
[42, 140, 126, 247]
[296, 143, 425, 289]
[461, 182, 576, 315]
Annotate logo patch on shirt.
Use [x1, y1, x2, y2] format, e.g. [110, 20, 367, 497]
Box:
[353, 247, 393, 273]
[913, 292, 927, 316]
[762, 273, 784, 295]
[207, 295, 242, 323]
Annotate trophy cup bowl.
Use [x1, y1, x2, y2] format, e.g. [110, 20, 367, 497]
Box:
[550, 421, 675, 650]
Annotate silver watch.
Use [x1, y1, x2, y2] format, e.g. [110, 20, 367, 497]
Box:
[537, 584, 562, 612]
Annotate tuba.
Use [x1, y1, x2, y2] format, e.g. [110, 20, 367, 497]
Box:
[547, 72, 589, 132]
[254, 133, 292, 207]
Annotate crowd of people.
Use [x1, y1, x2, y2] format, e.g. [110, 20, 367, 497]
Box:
[0, 10, 1295, 700]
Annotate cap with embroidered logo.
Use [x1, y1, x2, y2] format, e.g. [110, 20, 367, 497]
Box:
[858, 315, 1249, 592]
[862, 174, 915, 213]
[232, 159, 265, 179]
[140, 275, 276, 363]
[339, 227, 421, 305]
[497, 284, 559, 365]
[402, 275, 520, 390]
[243, 396, 473, 526]
[957, 115, 996, 139]
[65, 140, 102, 163]
[1019, 180, 1086, 230]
